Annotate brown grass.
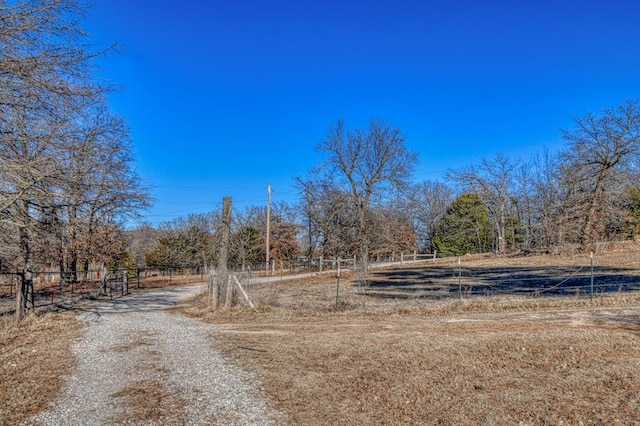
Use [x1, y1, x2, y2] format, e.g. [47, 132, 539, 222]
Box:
[108, 379, 188, 425]
[179, 248, 640, 425]
[200, 313, 640, 425]
[0, 312, 80, 426]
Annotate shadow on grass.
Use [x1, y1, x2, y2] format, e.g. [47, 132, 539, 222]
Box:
[361, 265, 640, 300]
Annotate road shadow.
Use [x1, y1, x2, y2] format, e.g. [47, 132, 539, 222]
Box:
[80, 283, 206, 322]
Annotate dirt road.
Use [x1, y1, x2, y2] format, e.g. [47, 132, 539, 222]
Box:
[35, 284, 284, 425]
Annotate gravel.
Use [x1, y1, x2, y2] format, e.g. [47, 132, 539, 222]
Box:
[34, 284, 285, 425]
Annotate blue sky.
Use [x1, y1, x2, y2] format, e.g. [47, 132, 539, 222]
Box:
[85, 0, 640, 226]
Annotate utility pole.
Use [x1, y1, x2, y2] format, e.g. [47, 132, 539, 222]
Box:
[306, 188, 313, 263]
[265, 184, 271, 276]
[214, 196, 231, 308]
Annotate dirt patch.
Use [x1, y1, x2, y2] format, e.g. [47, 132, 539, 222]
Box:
[109, 379, 188, 425]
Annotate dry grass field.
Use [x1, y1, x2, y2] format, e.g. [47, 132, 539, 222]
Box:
[179, 248, 640, 425]
[0, 312, 80, 426]
[3, 248, 640, 425]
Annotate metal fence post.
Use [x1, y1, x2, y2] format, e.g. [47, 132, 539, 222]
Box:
[335, 258, 341, 310]
[590, 252, 594, 300]
[458, 258, 462, 300]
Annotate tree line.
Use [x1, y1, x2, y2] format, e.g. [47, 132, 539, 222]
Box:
[124, 100, 640, 275]
[0, 1, 149, 318]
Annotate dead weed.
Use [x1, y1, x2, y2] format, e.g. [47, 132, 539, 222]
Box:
[0, 313, 80, 426]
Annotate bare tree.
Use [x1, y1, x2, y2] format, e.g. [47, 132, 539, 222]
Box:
[449, 155, 517, 254]
[311, 117, 418, 271]
[0, 1, 148, 319]
[230, 207, 265, 271]
[296, 178, 355, 259]
[403, 180, 453, 251]
[526, 150, 562, 250]
[559, 100, 640, 248]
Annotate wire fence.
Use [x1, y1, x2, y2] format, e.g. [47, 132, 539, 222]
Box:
[0, 268, 204, 316]
[363, 254, 640, 301]
[4, 251, 637, 315]
[227, 251, 640, 311]
[233, 251, 437, 277]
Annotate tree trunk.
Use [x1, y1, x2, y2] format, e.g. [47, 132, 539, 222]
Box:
[16, 201, 31, 321]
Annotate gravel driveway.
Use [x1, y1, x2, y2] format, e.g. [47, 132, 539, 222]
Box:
[35, 284, 285, 425]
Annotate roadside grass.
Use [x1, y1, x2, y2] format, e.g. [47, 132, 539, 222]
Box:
[0, 312, 80, 426]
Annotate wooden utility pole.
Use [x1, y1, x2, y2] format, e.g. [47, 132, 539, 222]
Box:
[265, 184, 271, 276]
[215, 196, 232, 307]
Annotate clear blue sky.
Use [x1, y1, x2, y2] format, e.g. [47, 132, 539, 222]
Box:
[85, 0, 640, 227]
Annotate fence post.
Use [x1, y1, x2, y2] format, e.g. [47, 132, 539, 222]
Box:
[414, 251, 417, 262]
[319, 256, 323, 273]
[434, 250, 437, 260]
[210, 270, 219, 307]
[232, 276, 255, 308]
[101, 265, 107, 296]
[590, 252, 594, 300]
[26, 266, 34, 310]
[123, 271, 128, 295]
[335, 258, 341, 310]
[458, 258, 462, 301]
[225, 275, 233, 308]
[401, 252, 404, 264]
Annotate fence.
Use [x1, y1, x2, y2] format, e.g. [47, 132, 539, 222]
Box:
[219, 251, 640, 312]
[0, 268, 148, 315]
[237, 251, 438, 277]
[8, 251, 630, 315]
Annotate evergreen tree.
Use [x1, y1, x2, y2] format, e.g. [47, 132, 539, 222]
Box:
[432, 193, 491, 256]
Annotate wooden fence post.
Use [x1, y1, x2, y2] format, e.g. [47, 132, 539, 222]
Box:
[233, 276, 255, 308]
[215, 196, 232, 308]
[225, 275, 234, 308]
[210, 270, 219, 307]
